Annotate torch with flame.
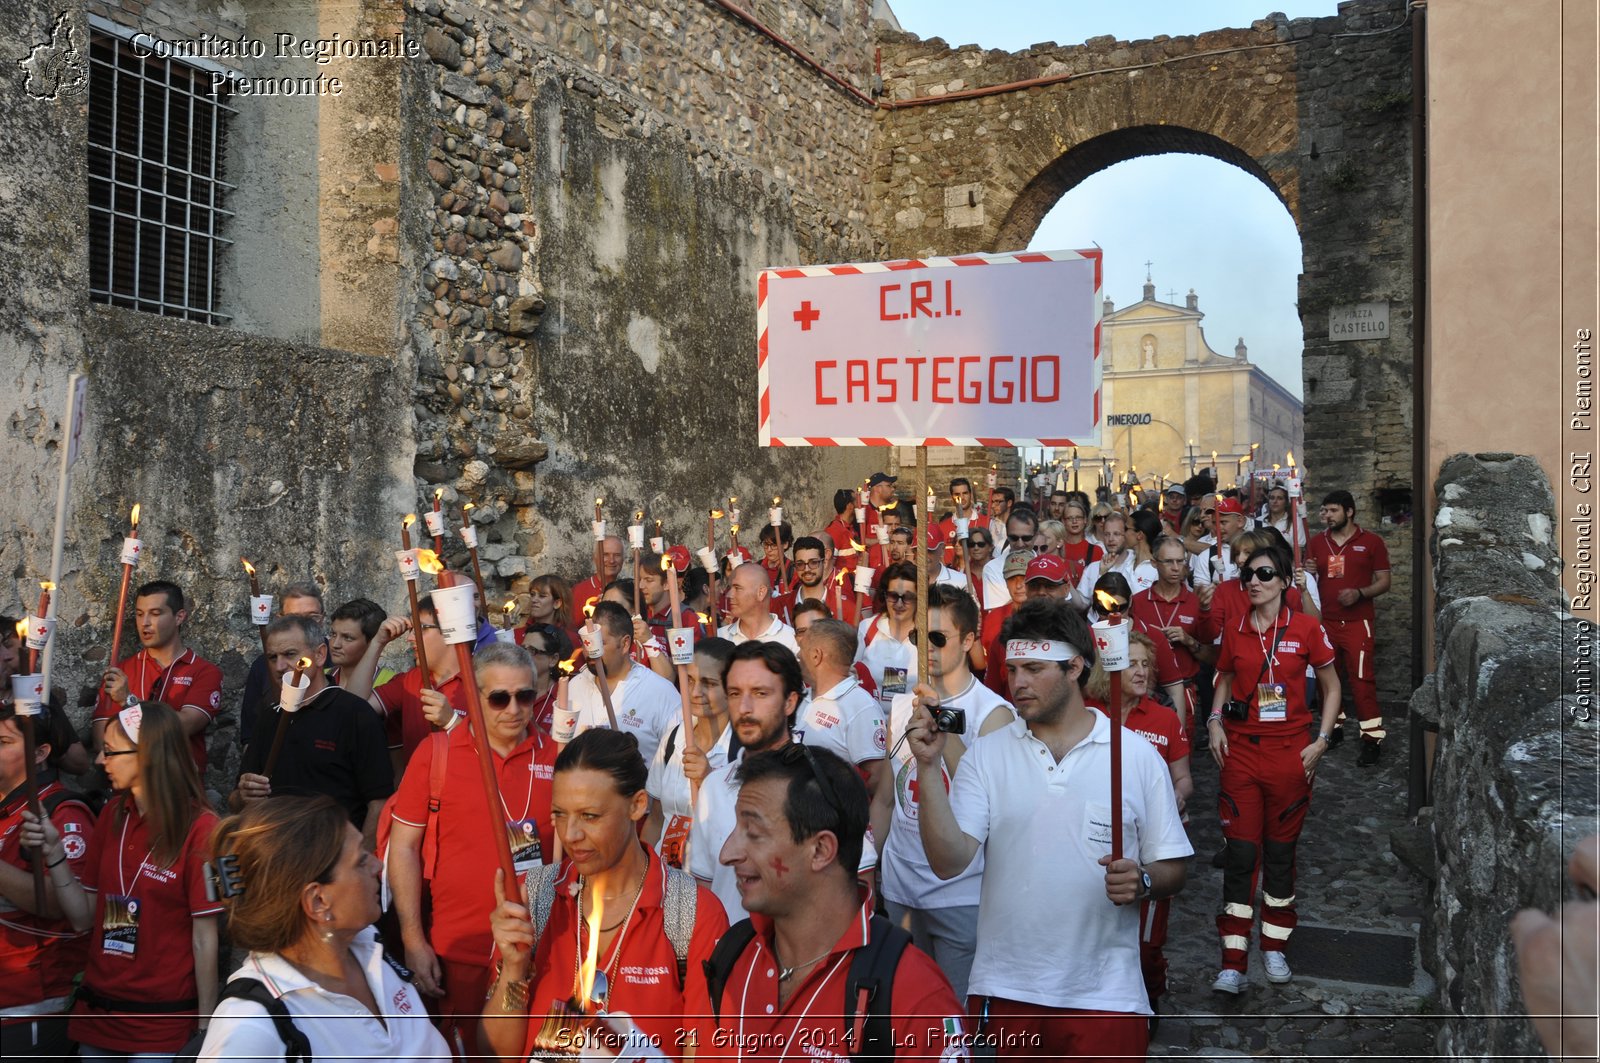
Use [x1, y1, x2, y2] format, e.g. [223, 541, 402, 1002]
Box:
[399, 517, 435, 689]
[1093, 588, 1129, 865]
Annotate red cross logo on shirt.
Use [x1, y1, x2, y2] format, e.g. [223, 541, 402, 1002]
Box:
[906, 777, 919, 804]
[793, 301, 821, 331]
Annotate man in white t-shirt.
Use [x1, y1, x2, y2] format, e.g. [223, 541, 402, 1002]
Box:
[980, 509, 1046, 614]
[870, 583, 1013, 1000]
[1071, 511, 1138, 611]
[908, 598, 1192, 1057]
[718, 562, 800, 654]
[1191, 496, 1247, 586]
[794, 618, 886, 792]
[568, 600, 681, 765]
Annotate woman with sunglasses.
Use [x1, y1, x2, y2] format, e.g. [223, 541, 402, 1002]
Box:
[24, 701, 221, 1059]
[858, 561, 920, 717]
[483, 729, 728, 1059]
[197, 795, 450, 1061]
[388, 642, 557, 1054]
[1206, 541, 1341, 997]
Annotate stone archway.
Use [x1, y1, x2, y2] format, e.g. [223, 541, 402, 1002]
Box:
[872, 0, 1417, 698]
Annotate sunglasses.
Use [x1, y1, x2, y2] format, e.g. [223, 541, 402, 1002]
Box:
[885, 591, 914, 606]
[909, 629, 950, 648]
[969, 539, 992, 548]
[486, 688, 539, 709]
[1240, 566, 1281, 584]
[777, 742, 843, 819]
[1005, 534, 1030, 544]
[1201, 509, 1217, 516]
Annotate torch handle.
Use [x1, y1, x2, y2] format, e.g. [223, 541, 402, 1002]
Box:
[452, 640, 519, 886]
[469, 549, 488, 621]
[405, 580, 433, 693]
[631, 549, 642, 618]
[590, 659, 620, 732]
[107, 562, 134, 684]
[1108, 682, 1124, 865]
[914, 450, 930, 686]
[262, 712, 293, 779]
[20, 715, 46, 912]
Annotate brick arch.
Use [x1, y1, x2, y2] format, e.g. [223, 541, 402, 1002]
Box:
[992, 125, 1294, 253]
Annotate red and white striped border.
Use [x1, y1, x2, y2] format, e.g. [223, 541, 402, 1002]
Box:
[757, 248, 1103, 448]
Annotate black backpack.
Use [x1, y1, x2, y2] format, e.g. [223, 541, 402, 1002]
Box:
[703, 915, 911, 1059]
[174, 977, 311, 1063]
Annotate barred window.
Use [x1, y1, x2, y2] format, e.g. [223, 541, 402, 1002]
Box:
[88, 29, 236, 323]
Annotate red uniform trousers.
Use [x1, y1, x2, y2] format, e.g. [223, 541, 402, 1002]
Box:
[1215, 731, 1312, 973]
[1139, 896, 1172, 1007]
[1324, 617, 1383, 742]
[969, 996, 1148, 1061]
[425, 958, 492, 1059]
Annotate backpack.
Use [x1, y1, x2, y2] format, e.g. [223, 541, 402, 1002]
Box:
[174, 977, 311, 1063]
[524, 862, 699, 987]
[702, 914, 911, 1060]
[375, 730, 450, 882]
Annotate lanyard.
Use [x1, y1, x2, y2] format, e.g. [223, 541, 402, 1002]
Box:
[1146, 588, 1185, 632]
[1251, 610, 1290, 690]
[497, 735, 539, 823]
[116, 807, 155, 897]
[735, 942, 849, 1063]
[138, 650, 189, 703]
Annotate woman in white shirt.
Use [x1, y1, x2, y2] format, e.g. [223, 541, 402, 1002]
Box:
[644, 638, 735, 870]
[199, 796, 450, 1062]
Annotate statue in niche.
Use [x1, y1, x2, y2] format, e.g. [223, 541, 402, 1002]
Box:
[1140, 335, 1157, 369]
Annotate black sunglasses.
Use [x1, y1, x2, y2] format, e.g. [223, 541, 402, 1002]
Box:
[778, 742, 843, 819]
[486, 688, 539, 709]
[908, 629, 949, 648]
[885, 591, 914, 606]
[968, 538, 992, 548]
[1240, 566, 1281, 584]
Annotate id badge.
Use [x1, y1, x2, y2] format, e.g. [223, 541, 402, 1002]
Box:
[661, 814, 692, 869]
[507, 818, 543, 874]
[1327, 554, 1346, 579]
[1256, 683, 1288, 722]
[103, 895, 140, 957]
[881, 667, 908, 706]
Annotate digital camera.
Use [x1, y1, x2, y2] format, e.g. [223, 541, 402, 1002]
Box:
[931, 706, 967, 735]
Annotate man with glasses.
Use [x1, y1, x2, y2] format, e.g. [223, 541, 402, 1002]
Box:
[1160, 484, 1188, 536]
[979, 507, 1044, 625]
[718, 562, 800, 654]
[348, 597, 468, 770]
[568, 600, 681, 765]
[691, 641, 877, 922]
[1132, 537, 1210, 735]
[907, 598, 1191, 1057]
[871, 584, 1013, 1001]
[987, 484, 1016, 525]
[692, 742, 967, 1059]
[231, 615, 393, 847]
[789, 535, 856, 626]
[389, 642, 556, 1055]
[794, 618, 885, 793]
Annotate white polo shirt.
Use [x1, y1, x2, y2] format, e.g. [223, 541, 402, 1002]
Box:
[950, 709, 1192, 1015]
[199, 926, 450, 1061]
[691, 745, 878, 924]
[795, 675, 886, 766]
[718, 614, 801, 655]
[568, 663, 681, 766]
[647, 719, 734, 870]
[855, 615, 918, 714]
[881, 681, 1012, 911]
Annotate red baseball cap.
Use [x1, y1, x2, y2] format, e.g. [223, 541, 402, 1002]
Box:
[1025, 554, 1069, 584]
[924, 525, 949, 550]
[1215, 496, 1246, 516]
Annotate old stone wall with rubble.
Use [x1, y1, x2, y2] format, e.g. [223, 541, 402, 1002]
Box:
[872, 0, 1417, 701]
[1411, 453, 1598, 1058]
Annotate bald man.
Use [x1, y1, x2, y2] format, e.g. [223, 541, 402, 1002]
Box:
[717, 562, 801, 653]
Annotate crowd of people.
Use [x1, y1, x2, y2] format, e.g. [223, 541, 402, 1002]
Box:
[2, 464, 1589, 1062]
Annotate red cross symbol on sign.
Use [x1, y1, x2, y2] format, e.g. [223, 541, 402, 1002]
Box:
[673, 636, 686, 648]
[130, 542, 141, 555]
[793, 301, 820, 331]
[255, 601, 269, 614]
[35, 624, 47, 637]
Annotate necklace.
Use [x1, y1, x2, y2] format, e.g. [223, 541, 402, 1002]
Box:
[569, 858, 649, 1005]
[775, 946, 834, 982]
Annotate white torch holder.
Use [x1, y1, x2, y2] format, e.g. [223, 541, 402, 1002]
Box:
[853, 566, 875, 594]
[423, 511, 447, 538]
[24, 615, 53, 652]
[627, 525, 646, 550]
[279, 670, 311, 713]
[395, 549, 421, 582]
[667, 627, 695, 666]
[649, 536, 665, 554]
[433, 582, 480, 645]
[696, 547, 718, 575]
[1091, 617, 1130, 671]
[551, 703, 579, 744]
[592, 520, 607, 542]
[250, 594, 274, 626]
[120, 537, 143, 566]
[11, 673, 44, 716]
[579, 623, 604, 660]
[459, 525, 479, 549]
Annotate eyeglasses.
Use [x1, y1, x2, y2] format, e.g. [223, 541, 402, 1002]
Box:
[909, 629, 949, 648]
[1240, 566, 1281, 584]
[968, 539, 992, 549]
[777, 742, 843, 820]
[885, 591, 914, 606]
[795, 558, 825, 569]
[102, 748, 137, 759]
[486, 688, 539, 709]
[420, 623, 441, 632]
[1201, 509, 1217, 516]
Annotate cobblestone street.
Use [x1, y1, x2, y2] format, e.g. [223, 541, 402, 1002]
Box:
[1153, 706, 1441, 1061]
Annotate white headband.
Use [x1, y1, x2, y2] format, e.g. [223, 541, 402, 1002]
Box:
[118, 703, 144, 745]
[1005, 638, 1081, 662]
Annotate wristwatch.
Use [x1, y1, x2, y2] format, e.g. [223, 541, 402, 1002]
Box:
[1317, 732, 1333, 745]
[1136, 866, 1153, 900]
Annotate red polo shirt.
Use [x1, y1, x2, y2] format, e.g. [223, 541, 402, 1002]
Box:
[1131, 585, 1203, 684]
[684, 893, 968, 1061]
[1, 777, 95, 1008]
[647, 606, 709, 645]
[521, 847, 727, 1057]
[571, 576, 605, 625]
[1198, 581, 1307, 645]
[375, 667, 467, 764]
[95, 648, 222, 773]
[1060, 539, 1104, 589]
[1307, 525, 1390, 624]
[824, 517, 861, 573]
[393, 723, 556, 965]
[1121, 696, 1191, 764]
[1214, 608, 1336, 736]
[70, 799, 221, 1053]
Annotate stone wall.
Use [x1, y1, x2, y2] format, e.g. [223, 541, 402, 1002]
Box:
[1413, 453, 1599, 1059]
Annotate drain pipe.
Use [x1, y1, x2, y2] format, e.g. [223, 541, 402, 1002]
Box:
[1407, 0, 1432, 818]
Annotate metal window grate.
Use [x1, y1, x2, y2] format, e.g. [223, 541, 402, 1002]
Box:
[87, 30, 237, 324]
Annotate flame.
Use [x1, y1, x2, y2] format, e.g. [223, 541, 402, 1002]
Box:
[771, 496, 781, 506]
[558, 655, 579, 677]
[710, 509, 725, 519]
[595, 496, 604, 507]
[503, 599, 517, 615]
[1251, 442, 1261, 452]
[835, 569, 848, 585]
[695, 611, 711, 627]
[403, 513, 417, 528]
[40, 581, 54, 592]
[660, 554, 673, 572]
[14, 620, 25, 639]
[1094, 589, 1124, 613]
[291, 656, 313, 681]
[578, 889, 604, 1007]
[729, 523, 741, 535]
[464, 502, 475, 513]
[433, 488, 443, 505]
[729, 496, 739, 506]
[881, 500, 898, 512]
[417, 549, 444, 575]
[241, 557, 256, 576]
[849, 539, 865, 552]
[634, 510, 645, 522]
[129, 503, 141, 528]
[583, 600, 597, 619]
[1287, 449, 1296, 467]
